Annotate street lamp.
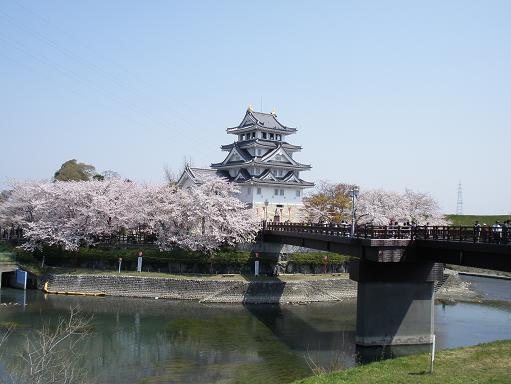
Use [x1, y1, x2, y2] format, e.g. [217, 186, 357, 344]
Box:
[349, 186, 359, 237]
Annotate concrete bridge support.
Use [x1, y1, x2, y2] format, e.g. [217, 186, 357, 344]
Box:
[350, 260, 444, 346]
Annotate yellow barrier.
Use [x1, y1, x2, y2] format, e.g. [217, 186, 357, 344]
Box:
[42, 282, 106, 297]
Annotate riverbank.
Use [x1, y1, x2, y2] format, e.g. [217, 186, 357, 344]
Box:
[292, 339, 511, 383]
[447, 264, 511, 279]
[39, 273, 358, 304]
[34, 268, 480, 304]
[435, 269, 484, 303]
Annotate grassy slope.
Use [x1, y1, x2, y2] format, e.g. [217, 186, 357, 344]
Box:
[293, 340, 511, 384]
[446, 214, 510, 226]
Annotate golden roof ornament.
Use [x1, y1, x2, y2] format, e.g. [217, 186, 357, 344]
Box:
[247, 104, 253, 112]
[271, 107, 277, 115]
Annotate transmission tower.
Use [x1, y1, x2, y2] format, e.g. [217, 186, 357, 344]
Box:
[456, 182, 463, 215]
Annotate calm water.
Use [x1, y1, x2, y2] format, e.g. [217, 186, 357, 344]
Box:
[1, 275, 510, 384]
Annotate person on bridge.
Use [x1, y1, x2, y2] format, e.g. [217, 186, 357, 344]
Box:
[474, 221, 482, 242]
[503, 220, 510, 244]
[492, 221, 503, 244]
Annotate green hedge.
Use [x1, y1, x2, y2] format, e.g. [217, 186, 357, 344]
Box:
[288, 252, 350, 265]
[10, 246, 349, 267]
[17, 246, 253, 266]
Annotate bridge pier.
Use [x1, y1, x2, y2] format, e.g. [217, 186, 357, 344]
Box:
[350, 260, 443, 346]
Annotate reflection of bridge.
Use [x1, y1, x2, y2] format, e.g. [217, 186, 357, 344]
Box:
[262, 223, 511, 348]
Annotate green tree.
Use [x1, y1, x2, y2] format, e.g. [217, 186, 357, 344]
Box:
[53, 159, 97, 181]
[303, 181, 354, 223]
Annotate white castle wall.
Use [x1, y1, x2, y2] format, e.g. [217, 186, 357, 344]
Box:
[237, 185, 306, 222]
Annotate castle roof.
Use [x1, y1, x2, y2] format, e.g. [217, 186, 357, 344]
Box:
[176, 165, 313, 189]
[235, 169, 314, 187]
[210, 142, 311, 170]
[176, 166, 229, 187]
[221, 139, 302, 152]
[226, 109, 297, 134]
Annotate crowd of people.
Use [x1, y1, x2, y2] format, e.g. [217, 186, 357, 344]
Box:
[474, 220, 511, 244]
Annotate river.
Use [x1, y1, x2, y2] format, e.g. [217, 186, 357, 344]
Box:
[0, 275, 510, 384]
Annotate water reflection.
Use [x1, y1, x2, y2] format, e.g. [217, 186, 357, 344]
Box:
[0, 275, 510, 384]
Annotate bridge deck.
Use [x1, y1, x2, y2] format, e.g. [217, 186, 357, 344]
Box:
[263, 223, 511, 272]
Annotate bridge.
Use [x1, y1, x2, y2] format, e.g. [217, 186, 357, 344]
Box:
[261, 222, 511, 348]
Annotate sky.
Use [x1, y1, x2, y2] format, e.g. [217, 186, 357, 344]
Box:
[0, 1, 510, 215]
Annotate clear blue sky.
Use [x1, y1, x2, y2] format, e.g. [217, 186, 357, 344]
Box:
[1, 1, 510, 214]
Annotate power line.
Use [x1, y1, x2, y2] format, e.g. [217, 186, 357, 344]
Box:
[0, 7, 212, 150]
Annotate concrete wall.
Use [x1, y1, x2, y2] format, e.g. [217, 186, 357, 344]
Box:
[9, 269, 27, 290]
[39, 274, 357, 304]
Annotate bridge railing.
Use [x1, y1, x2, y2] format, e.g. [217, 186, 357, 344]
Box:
[264, 222, 510, 244]
[3, 223, 510, 246]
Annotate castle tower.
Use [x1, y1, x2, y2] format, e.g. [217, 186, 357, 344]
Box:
[210, 107, 314, 222]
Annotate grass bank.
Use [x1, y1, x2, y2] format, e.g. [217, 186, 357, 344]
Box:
[446, 214, 510, 226]
[293, 340, 511, 384]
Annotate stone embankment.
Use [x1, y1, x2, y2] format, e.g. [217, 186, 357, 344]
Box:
[39, 274, 358, 304]
[436, 269, 484, 302]
[39, 269, 480, 304]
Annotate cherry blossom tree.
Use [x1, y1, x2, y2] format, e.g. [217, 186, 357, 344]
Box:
[0, 175, 259, 252]
[401, 189, 447, 225]
[151, 175, 259, 252]
[0, 180, 143, 250]
[0, 181, 45, 227]
[357, 188, 447, 225]
[357, 189, 405, 225]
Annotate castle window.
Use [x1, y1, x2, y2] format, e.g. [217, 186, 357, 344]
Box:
[296, 190, 301, 197]
[257, 188, 261, 195]
[270, 133, 274, 140]
[251, 132, 256, 139]
[247, 187, 252, 195]
[279, 189, 284, 196]
[262, 132, 267, 139]
[274, 189, 279, 196]
[276, 134, 281, 141]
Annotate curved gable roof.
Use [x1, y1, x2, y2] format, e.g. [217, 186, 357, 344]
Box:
[228, 109, 297, 133]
